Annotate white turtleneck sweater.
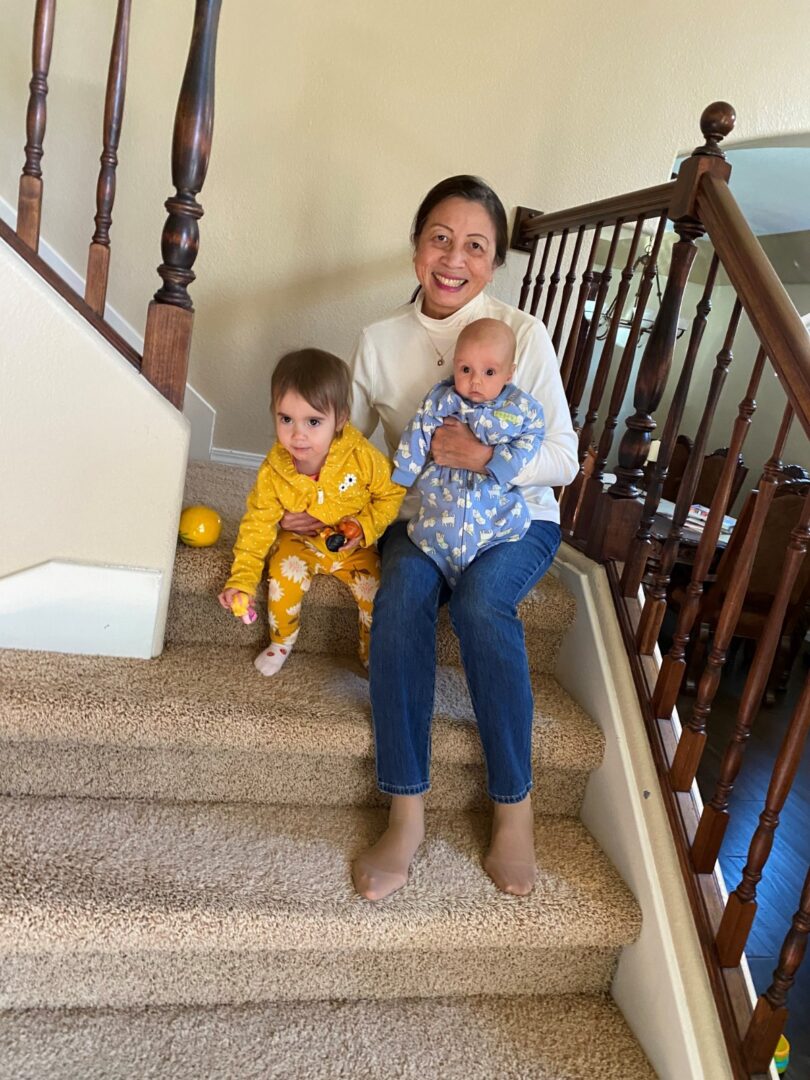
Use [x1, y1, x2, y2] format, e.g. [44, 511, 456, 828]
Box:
[349, 291, 578, 524]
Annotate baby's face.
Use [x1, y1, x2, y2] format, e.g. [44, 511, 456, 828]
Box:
[453, 339, 515, 404]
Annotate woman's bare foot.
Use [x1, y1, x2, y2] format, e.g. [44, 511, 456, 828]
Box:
[352, 794, 425, 901]
[483, 794, 537, 896]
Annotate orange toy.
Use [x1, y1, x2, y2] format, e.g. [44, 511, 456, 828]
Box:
[179, 505, 222, 547]
[324, 518, 363, 552]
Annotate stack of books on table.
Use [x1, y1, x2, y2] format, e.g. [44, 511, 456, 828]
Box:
[684, 503, 736, 537]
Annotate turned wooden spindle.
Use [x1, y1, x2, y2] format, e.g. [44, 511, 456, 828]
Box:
[742, 866, 810, 1073]
[518, 236, 539, 311]
[141, 0, 222, 409]
[670, 405, 793, 791]
[622, 263, 724, 607]
[85, 0, 132, 315]
[692, 489, 810, 872]
[577, 216, 666, 550]
[542, 229, 568, 326]
[529, 234, 555, 317]
[716, 669, 810, 968]
[17, 0, 56, 251]
[653, 350, 766, 719]
[551, 226, 585, 353]
[560, 226, 602, 394]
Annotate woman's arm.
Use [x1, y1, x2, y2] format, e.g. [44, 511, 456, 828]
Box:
[348, 329, 379, 439]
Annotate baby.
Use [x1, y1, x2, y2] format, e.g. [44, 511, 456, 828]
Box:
[219, 349, 405, 674]
[391, 318, 545, 586]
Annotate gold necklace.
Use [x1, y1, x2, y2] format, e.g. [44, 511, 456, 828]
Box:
[422, 324, 455, 368]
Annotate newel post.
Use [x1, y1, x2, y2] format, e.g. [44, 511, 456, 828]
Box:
[586, 102, 736, 562]
[141, 0, 222, 409]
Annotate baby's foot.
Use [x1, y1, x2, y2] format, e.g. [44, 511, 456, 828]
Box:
[254, 645, 291, 677]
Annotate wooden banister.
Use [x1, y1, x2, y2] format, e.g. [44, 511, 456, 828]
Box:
[17, 0, 56, 251]
[510, 182, 675, 244]
[85, 0, 132, 316]
[141, 0, 222, 409]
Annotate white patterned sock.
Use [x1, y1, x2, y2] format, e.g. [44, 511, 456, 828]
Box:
[253, 644, 292, 677]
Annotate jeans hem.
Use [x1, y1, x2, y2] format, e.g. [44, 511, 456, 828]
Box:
[378, 780, 431, 796]
[488, 781, 533, 805]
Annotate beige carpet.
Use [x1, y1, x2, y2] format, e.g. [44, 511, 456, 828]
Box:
[0, 461, 655, 1077]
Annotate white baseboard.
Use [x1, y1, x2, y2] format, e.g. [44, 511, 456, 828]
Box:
[210, 447, 264, 470]
[553, 544, 736, 1080]
[0, 193, 215, 460]
[0, 561, 164, 659]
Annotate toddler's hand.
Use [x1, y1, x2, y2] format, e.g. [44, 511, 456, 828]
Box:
[336, 517, 364, 553]
[218, 587, 258, 624]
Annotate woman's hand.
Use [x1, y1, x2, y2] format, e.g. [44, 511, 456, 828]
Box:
[431, 417, 493, 472]
[280, 510, 323, 536]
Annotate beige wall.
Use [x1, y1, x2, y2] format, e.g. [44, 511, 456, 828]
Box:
[2, 0, 810, 455]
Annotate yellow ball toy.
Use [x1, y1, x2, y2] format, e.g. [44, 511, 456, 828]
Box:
[179, 505, 222, 547]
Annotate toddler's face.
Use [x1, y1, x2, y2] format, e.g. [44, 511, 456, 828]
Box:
[275, 390, 340, 474]
[453, 338, 515, 404]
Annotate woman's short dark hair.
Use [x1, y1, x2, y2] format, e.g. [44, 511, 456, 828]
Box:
[411, 175, 509, 268]
[271, 348, 352, 424]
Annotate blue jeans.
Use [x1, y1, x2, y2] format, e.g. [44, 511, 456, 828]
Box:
[369, 519, 561, 803]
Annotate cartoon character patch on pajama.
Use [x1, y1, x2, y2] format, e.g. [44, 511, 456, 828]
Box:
[391, 379, 545, 587]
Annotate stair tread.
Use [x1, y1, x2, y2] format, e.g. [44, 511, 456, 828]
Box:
[0, 796, 640, 954]
[0, 993, 656, 1079]
[0, 646, 604, 770]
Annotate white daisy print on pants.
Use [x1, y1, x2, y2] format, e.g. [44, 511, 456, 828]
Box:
[268, 579, 285, 602]
[280, 554, 309, 584]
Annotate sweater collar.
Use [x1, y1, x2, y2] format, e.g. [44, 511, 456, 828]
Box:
[414, 290, 487, 335]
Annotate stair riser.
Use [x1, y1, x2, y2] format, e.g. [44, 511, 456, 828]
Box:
[166, 594, 567, 674]
[0, 745, 590, 816]
[2, 947, 619, 1010]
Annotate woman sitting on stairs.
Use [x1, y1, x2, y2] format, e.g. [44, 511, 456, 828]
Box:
[282, 176, 578, 900]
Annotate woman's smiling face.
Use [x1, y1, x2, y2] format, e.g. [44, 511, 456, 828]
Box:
[413, 197, 497, 319]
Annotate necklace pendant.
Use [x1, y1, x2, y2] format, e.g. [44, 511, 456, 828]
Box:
[437, 358, 444, 366]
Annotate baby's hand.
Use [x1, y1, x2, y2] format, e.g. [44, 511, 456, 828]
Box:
[218, 587, 258, 624]
[335, 517, 364, 553]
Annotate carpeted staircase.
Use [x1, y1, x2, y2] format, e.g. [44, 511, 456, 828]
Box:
[0, 461, 656, 1078]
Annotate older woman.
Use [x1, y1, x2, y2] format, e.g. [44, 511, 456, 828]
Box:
[344, 176, 578, 900]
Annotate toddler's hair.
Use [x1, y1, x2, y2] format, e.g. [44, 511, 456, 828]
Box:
[271, 349, 352, 422]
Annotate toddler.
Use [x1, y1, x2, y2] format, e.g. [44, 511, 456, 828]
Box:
[391, 318, 545, 586]
[219, 349, 405, 675]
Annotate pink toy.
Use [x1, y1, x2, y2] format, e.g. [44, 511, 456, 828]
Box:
[231, 592, 258, 624]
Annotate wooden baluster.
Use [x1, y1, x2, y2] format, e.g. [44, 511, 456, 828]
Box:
[576, 216, 666, 545]
[691, 487, 810, 871]
[568, 221, 622, 431]
[17, 0, 56, 251]
[518, 236, 539, 311]
[542, 228, 568, 327]
[559, 226, 602, 393]
[623, 265, 726, 606]
[559, 222, 623, 532]
[716, 669, 810, 967]
[141, 0, 222, 409]
[551, 226, 585, 353]
[529, 234, 554, 317]
[584, 103, 736, 563]
[635, 260, 721, 630]
[670, 404, 795, 791]
[653, 351, 767, 719]
[85, 0, 132, 315]
[742, 866, 810, 1073]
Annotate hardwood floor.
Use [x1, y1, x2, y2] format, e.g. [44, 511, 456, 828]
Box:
[689, 644, 810, 1078]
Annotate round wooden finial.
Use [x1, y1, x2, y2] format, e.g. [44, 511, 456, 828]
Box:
[694, 101, 736, 157]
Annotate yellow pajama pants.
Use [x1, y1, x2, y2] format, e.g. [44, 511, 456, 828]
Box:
[267, 530, 381, 664]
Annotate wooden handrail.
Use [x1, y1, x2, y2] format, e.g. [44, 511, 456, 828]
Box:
[511, 181, 676, 246]
[0, 214, 141, 370]
[697, 173, 810, 438]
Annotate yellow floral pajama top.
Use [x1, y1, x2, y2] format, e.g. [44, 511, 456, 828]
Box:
[225, 423, 405, 663]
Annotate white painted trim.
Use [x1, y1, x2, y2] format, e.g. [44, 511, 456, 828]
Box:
[0, 193, 215, 460]
[553, 544, 738, 1080]
[210, 447, 264, 470]
[0, 561, 164, 659]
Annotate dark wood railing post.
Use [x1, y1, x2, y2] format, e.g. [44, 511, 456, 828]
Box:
[141, 0, 222, 409]
[17, 0, 56, 251]
[742, 867, 810, 1073]
[584, 103, 735, 563]
[85, 0, 132, 316]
